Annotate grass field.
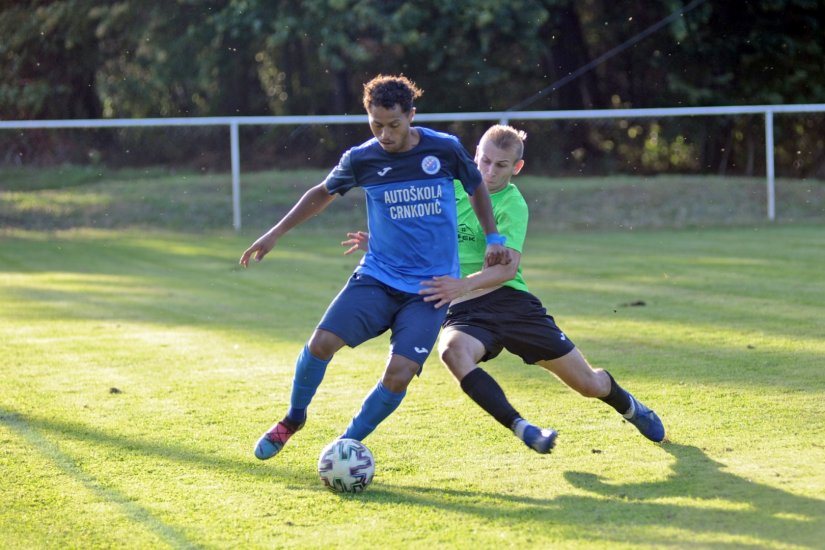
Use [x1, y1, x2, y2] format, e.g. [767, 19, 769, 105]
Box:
[1, 168, 824, 549]
[2, 166, 824, 231]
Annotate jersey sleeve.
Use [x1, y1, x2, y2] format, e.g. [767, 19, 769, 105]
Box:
[452, 140, 482, 196]
[497, 192, 529, 254]
[322, 148, 358, 196]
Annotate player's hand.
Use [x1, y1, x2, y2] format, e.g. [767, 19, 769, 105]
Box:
[239, 233, 278, 267]
[483, 244, 511, 268]
[419, 275, 467, 309]
[341, 231, 369, 255]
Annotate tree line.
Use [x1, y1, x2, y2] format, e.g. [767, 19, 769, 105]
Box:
[2, 0, 824, 177]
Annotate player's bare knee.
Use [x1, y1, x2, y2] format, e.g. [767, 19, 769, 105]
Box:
[307, 329, 343, 360]
[439, 345, 467, 370]
[439, 347, 475, 383]
[382, 368, 415, 393]
[439, 344, 456, 366]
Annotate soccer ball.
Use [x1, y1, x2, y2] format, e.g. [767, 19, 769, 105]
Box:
[317, 438, 375, 494]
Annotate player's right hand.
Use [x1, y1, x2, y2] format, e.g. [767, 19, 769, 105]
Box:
[341, 231, 369, 255]
[240, 233, 277, 267]
[419, 275, 467, 309]
[483, 243, 511, 268]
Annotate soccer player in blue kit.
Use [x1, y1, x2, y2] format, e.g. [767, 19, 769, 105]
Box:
[240, 75, 509, 460]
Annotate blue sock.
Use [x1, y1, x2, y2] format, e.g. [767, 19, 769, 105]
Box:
[341, 381, 406, 441]
[286, 344, 330, 425]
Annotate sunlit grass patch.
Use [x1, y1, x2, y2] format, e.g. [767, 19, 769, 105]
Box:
[1, 223, 824, 549]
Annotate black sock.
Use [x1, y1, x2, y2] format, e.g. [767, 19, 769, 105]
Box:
[599, 371, 632, 414]
[459, 368, 521, 429]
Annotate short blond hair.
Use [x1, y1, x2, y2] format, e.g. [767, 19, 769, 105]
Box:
[479, 125, 527, 159]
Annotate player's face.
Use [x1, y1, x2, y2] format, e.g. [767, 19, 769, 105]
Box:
[367, 104, 416, 153]
[475, 140, 524, 192]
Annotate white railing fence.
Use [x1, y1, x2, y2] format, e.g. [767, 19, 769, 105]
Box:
[3, 103, 825, 230]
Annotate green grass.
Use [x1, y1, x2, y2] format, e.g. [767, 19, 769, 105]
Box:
[2, 166, 824, 231]
[1, 220, 824, 549]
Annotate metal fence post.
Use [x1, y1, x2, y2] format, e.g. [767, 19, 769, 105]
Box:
[230, 121, 241, 230]
[765, 110, 775, 221]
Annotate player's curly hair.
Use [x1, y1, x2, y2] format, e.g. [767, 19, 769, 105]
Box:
[362, 75, 423, 113]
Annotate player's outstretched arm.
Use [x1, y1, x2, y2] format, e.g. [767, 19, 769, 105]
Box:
[466, 184, 509, 267]
[420, 249, 521, 308]
[240, 183, 336, 267]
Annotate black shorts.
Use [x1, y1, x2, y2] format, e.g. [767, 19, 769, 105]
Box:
[442, 286, 575, 364]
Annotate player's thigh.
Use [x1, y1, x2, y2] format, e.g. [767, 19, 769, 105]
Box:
[317, 274, 395, 347]
[389, 296, 446, 369]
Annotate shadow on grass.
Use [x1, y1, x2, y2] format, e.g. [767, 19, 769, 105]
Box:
[0, 407, 318, 546]
[0, 408, 303, 477]
[368, 442, 825, 548]
[5, 407, 824, 547]
[561, 442, 825, 546]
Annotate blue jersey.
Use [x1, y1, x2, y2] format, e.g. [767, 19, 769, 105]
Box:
[323, 127, 482, 294]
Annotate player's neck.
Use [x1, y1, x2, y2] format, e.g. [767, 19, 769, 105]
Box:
[396, 128, 420, 153]
[488, 180, 509, 194]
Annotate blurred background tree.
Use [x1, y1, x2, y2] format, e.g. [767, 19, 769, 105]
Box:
[1, 0, 823, 176]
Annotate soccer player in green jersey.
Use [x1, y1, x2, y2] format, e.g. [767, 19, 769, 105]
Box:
[344, 124, 665, 453]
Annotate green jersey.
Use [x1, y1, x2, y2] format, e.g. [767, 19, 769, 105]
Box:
[454, 180, 529, 292]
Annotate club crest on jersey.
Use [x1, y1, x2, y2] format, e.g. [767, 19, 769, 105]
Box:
[457, 223, 476, 243]
[421, 155, 441, 175]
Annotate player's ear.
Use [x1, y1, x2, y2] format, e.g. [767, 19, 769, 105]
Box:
[407, 106, 416, 122]
[513, 158, 525, 175]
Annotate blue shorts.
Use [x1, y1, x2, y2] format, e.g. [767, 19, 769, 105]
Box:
[318, 273, 446, 369]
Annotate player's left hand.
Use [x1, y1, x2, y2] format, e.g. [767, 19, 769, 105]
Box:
[419, 275, 467, 309]
[483, 244, 511, 267]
